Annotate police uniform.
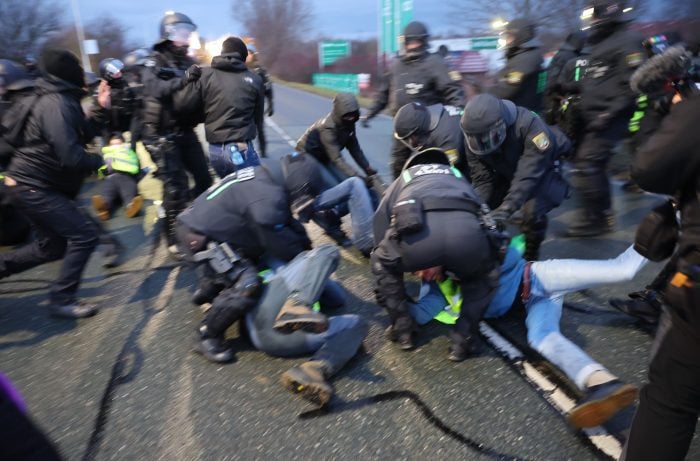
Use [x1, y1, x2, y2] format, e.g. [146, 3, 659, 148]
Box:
[491, 18, 545, 113]
[371, 149, 500, 359]
[568, 21, 645, 235]
[366, 51, 464, 178]
[424, 103, 469, 177]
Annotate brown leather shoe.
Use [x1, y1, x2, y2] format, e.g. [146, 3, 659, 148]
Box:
[568, 381, 638, 428]
[91, 195, 110, 221]
[125, 195, 143, 218]
[273, 298, 328, 334]
[281, 361, 333, 406]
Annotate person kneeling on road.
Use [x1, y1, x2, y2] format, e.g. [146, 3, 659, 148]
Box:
[461, 94, 572, 260]
[177, 163, 366, 405]
[281, 150, 374, 256]
[411, 242, 646, 428]
[371, 141, 502, 361]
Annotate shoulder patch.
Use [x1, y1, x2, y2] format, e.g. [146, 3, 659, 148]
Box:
[626, 52, 643, 68]
[448, 70, 462, 82]
[532, 132, 550, 151]
[506, 71, 524, 85]
[144, 58, 156, 68]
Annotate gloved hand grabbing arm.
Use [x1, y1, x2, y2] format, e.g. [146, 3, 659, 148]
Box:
[489, 205, 514, 230]
[184, 64, 202, 84]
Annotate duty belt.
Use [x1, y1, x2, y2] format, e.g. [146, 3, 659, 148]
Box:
[421, 196, 481, 215]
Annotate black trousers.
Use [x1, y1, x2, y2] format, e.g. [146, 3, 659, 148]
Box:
[102, 172, 138, 210]
[0, 392, 60, 461]
[372, 210, 498, 339]
[390, 137, 412, 179]
[624, 274, 700, 460]
[0, 183, 99, 305]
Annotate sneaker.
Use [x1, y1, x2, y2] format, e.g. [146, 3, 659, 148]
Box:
[609, 289, 662, 325]
[91, 195, 110, 221]
[568, 380, 638, 429]
[125, 195, 144, 218]
[280, 361, 333, 406]
[273, 299, 328, 334]
[194, 336, 233, 363]
[49, 301, 99, 319]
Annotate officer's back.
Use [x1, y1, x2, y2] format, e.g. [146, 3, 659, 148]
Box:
[179, 165, 308, 262]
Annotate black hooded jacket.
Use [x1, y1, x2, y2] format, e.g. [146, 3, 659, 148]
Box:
[295, 93, 372, 178]
[367, 52, 464, 118]
[546, 32, 586, 91]
[7, 77, 104, 198]
[175, 54, 264, 144]
[492, 41, 544, 112]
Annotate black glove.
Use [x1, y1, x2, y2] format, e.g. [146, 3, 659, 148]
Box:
[184, 64, 202, 83]
[489, 206, 512, 230]
[360, 116, 371, 128]
[267, 104, 274, 117]
[365, 166, 377, 176]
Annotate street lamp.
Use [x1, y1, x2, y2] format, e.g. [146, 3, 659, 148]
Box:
[491, 18, 509, 30]
[70, 0, 92, 72]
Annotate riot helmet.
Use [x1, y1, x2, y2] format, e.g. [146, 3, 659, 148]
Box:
[581, 0, 626, 32]
[502, 18, 537, 50]
[157, 11, 196, 48]
[99, 58, 125, 85]
[460, 94, 513, 156]
[393, 102, 431, 149]
[123, 48, 150, 68]
[401, 21, 430, 60]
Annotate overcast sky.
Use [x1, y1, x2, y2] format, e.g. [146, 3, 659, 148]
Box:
[62, 0, 457, 46]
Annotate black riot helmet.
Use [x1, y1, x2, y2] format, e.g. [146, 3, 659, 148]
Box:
[401, 21, 430, 60]
[394, 102, 431, 149]
[581, 0, 626, 32]
[98, 58, 125, 84]
[460, 94, 515, 156]
[0, 59, 34, 96]
[503, 18, 537, 50]
[157, 11, 196, 47]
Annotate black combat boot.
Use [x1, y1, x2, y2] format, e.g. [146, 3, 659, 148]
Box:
[609, 289, 662, 325]
[448, 332, 476, 362]
[194, 325, 233, 363]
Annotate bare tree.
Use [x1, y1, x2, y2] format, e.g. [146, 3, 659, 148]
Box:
[0, 0, 64, 61]
[232, 0, 314, 75]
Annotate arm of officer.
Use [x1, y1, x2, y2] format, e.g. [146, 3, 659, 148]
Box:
[603, 45, 646, 124]
[319, 126, 361, 178]
[467, 150, 495, 203]
[500, 118, 552, 213]
[372, 179, 402, 246]
[366, 71, 391, 119]
[432, 55, 465, 107]
[345, 132, 373, 174]
[632, 96, 700, 195]
[44, 100, 103, 173]
[141, 65, 186, 100]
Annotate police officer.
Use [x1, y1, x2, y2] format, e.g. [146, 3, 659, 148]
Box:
[565, 0, 644, 237]
[141, 12, 212, 254]
[461, 94, 571, 261]
[362, 21, 464, 178]
[122, 48, 150, 152]
[176, 36, 264, 179]
[245, 43, 273, 157]
[176, 162, 328, 362]
[0, 48, 109, 318]
[491, 18, 545, 113]
[623, 78, 700, 461]
[543, 31, 587, 125]
[97, 58, 139, 142]
[393, 102, 468, 178]
[372, 111, 501, 361]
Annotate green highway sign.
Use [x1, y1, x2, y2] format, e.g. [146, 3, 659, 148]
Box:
[380, 0, 414, 56]
[319, 40, 352, 67]
[470, 36, 500, 50]
[312, 73, 360, 94]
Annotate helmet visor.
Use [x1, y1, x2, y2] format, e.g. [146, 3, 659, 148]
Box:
[166, 23, 196, 47]
[103, 60, 124, 80]
[465, 119, 507, 156]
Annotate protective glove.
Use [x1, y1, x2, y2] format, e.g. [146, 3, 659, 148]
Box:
[184, 64, 202, 83]
[489, 206, 513, 230]
[266, 104, 274, 117]
[360, 115, 372, 128]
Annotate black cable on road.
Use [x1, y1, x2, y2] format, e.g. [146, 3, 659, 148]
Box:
[299, 389, 530, 461]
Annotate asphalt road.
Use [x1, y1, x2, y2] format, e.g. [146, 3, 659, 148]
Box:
[1, 83, 698, 461]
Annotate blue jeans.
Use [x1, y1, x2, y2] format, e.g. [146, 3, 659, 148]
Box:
[246, 245, 367, 375]
[411, 245, 647, 389]
[314, 177, 374, 252]
[208, 141, 258, 178]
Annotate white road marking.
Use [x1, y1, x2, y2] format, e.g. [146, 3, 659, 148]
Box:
[265, 117, 297, 148]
